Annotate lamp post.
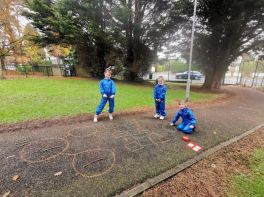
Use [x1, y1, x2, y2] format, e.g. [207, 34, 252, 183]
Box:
[166, 54, 171, 81]
[185, 0, 198, 102]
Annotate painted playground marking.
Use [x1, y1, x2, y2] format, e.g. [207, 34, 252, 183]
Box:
[72, 148, 116, 178]
[18, 120, 173, 179]
[20, 138, 69, 163]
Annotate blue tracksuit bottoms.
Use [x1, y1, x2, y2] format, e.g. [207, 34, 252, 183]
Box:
[177, 122, 194, 134]
[155, 100, 166, 116]
[96, 97, 114, 115]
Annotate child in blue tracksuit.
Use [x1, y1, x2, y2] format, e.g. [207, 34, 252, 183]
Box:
[93, 68, 116, 122]
[170, 100, 196, 134]
[154, 76, 167, 120]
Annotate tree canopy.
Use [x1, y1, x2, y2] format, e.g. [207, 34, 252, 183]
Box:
[23, 0, 190, 78]
[188, 0, 264, 89]
[19, 0, 264, 88]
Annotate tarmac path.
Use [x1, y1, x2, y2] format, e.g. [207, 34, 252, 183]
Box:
[0, 86, 263, 196]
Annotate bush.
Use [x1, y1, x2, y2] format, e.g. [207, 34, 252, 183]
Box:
[16, 65, 33, 74]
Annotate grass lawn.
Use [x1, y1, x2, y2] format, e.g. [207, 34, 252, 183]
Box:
[228, 149, 264, 197]
[0, 78, 220, 123]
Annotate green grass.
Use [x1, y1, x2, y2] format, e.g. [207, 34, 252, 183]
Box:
[228, 149, 264, 197]
[0, 78, 219, 123]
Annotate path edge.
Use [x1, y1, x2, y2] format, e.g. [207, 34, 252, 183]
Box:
[116, 123, 264, 197]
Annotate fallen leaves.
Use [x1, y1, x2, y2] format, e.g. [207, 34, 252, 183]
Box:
[54, 171, 62, 176]
[12, 175, 19, 181]
[3, 191, 10, 197]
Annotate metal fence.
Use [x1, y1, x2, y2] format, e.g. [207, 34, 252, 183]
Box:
[223, 60, 264, 87]
[2, 65, 77, 78]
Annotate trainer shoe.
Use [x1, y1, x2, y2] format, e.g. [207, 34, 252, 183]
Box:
[93, 115, 98, 123]
[154, 114, 160, 118]
[159, 116, 165, 120]
[109, 113, 113, 120]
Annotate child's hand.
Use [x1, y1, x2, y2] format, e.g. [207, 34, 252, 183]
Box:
[156, 99, 160, 102]
[170, 123, 175, 126]
[110, 95, 114, 98]
[189, 125, 194, 128]
[103, 94, 107, 98]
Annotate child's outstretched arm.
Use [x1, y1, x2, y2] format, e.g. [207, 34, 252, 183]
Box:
[171, 111, 180, 125]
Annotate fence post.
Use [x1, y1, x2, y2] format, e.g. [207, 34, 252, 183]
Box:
[236, 62, 242, 85]
[261, 76, 264, 87]
[24, 65, 28, 78]
[251, 61, 259, 87]
[222, 73, 225, 85]
[239, 62, 246, 85]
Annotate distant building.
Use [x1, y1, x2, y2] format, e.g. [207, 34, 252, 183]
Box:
[44, 48, 63, 65]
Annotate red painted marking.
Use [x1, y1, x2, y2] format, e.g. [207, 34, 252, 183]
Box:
[192, 145, 202, 152]
[187, 143, 195, 148]
[187, 143, 202, 152]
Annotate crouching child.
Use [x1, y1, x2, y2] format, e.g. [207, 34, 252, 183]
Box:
[170, 100, 196, 134]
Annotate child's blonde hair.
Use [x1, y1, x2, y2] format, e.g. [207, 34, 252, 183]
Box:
[104, 68, 112, 74]
[178, 100, 186, 105]
[157, 76, 165, 82]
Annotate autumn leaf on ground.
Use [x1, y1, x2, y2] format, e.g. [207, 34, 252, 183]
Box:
[12, 175, 19, 181]
[54, 171, 62, 176]
[3, 190, 11, 197]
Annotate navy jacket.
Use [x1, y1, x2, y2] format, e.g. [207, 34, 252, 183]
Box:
[99, 78, 116, 96]
[172, 107, 196, 125]
[154, 84, 167, 101]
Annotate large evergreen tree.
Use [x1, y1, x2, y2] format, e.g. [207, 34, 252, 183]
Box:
[111, 0, 190, 79]
[24, 0, 114, 77]
[188, 0, 264, 89]
[24, 0, 189, 79]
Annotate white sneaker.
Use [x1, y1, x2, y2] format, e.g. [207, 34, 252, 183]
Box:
[93, 115, 98, 122]
[159, 116, 165, 120]
[154, 114, 160, 118]
[109, 113, 113, 120]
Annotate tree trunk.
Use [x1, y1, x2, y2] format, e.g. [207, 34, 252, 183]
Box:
[124, 0, 136, 80]
[95, 0, 106, 77]
[0, 57, 6, 79]
[75, 45, 91, 77]
[202, 65, 226, 89]
[124, 0, 146, 81]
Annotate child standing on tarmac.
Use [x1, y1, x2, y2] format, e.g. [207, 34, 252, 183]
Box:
[154, 76, 167, 120]
[93, 68, 116, 122]
[170, 100, 196, 134]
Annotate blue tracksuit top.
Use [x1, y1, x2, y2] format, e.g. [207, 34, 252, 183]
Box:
[172, 107, 196, 125]
[154, 84, 167, 100]
[99, 78, 116, 96]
